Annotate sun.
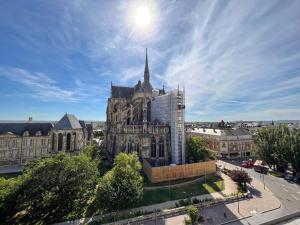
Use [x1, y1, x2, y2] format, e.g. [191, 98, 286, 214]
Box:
[135, 5, 152, 28]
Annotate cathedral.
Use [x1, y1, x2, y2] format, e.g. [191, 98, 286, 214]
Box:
[106, 49, 185, 166]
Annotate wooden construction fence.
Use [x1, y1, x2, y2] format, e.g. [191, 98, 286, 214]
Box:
[143, 159, 216, 183]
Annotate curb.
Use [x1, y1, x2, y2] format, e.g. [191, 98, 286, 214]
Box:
[260, 210, 300, 225]
[217, 215, 252, 225]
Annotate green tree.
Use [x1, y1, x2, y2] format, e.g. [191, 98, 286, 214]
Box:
[254, 126, 292, 171]
[1, 153, 99, 224]
[186, 136, 208, 162]
[82, 145, 100, 160]
[184, 205, 202, 225]
[289, 130, 300, 176]
[96, 152, 143, 211]
[253, 127, 277, 168]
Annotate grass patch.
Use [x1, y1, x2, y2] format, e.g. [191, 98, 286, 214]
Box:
[0, 172, 21, 179]
[269, 170, 284, 178]
[140, 176, 224, 206]
[142, 173, 203, 187]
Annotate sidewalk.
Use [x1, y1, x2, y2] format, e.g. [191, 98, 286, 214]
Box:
[160, 174, 281, 225]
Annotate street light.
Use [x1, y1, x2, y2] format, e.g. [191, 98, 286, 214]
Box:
[263, 170, 265, 190]
[237, 192, 240, 213]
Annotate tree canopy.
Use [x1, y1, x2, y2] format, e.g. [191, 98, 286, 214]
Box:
[0, 152, 99, 224]
[254, 126, 300, 175]
[96, 152, 143, 212]
[184, 205, 202, 225]
[186, 136, 210, 162]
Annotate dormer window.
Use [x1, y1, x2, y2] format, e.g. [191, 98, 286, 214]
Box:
[36, 131, 42, 136]
[23, 131, 29, 136]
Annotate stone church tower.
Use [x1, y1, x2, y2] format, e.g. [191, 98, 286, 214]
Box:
[106, 49, 171, 166]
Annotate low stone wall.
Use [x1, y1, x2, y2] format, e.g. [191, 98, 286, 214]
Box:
[143, 159, 216, 183]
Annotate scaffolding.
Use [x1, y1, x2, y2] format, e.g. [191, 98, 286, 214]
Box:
[151, 88, 185, 164]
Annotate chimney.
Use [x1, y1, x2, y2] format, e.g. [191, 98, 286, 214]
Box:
[28, 117, 33, 123]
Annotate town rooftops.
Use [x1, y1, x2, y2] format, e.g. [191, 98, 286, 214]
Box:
[190, 128, 251, 137]
[0, 122, 53, 136]
[54, 114, 82, 130]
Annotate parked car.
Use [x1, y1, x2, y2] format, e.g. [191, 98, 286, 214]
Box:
[284, 174, 294, 181]
[246, 190, 253, 198]
[241, 159, 254, 168]
[293, 176, 300, 184]
[253, 160, 268, 174]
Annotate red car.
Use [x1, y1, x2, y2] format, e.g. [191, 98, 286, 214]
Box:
[241, 160, 254, 168]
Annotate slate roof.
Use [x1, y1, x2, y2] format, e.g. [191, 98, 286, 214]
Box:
[79, 120, 86, 128]
[0, 122, 53, 136]
[54, 114, 82, 130]
[111, 85, 134, 99]
[223, 128, 251, 136]
[191, 128, 251, 136]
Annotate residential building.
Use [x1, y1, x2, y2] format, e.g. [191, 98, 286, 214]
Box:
[187, 128, 253, 159]
[0, 114, 93, 166]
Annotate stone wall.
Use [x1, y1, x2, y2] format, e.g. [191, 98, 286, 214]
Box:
[143, 159, 216, 183]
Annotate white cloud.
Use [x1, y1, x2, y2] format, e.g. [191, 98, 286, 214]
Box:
[0, 67, 77, 102]
[160, 0, 300, 120]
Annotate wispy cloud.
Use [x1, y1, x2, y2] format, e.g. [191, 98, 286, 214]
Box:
[0, 0, 299, 120]
[159, 0, 300, 120]
[0, 67, 78, 102]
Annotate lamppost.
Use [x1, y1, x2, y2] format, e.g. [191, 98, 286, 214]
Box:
[263, 169, 265, 190]
[205, 162, 207, 184]
[237, 192, 240, 213]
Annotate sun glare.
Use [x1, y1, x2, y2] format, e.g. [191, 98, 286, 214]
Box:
[135, 5, 151, 28]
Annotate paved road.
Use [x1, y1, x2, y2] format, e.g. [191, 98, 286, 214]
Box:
[218, 160, 300, 225]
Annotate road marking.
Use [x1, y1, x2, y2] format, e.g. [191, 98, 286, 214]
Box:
[292, 194, 300, 201]
[282, 187, 289, 192]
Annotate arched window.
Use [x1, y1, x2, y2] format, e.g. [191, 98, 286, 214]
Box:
[127, 140, 132, 153]
[73, 133, 77, 151]
[136, 142, 140, 153]
[66, 133, 71, 151]
[52, 134, 55, 150]
[151, 137, 156, 158]
[58, 133, 63, 151]
[159, 137, 164, 157]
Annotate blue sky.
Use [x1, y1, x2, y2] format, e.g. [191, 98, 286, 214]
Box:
[0, 0, 300, 121]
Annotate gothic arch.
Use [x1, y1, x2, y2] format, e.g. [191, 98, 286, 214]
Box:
[159, 137, 164, 157]
[58, 133, 63, 151]
[73, 132, 77, 151]
[151, 137, 156, 158]
[66, 133, 71, 151]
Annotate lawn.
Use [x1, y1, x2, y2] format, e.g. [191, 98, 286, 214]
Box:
[142, 173, 203, 187]
[269, 170, 284, 178]
[0, 172, 21, 179]
[140, 176, 224, 206]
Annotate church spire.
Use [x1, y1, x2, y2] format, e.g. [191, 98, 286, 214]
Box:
[144, 48, 149, 82]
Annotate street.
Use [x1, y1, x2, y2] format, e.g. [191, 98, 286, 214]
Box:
[130, 160, 300, 225]
[218, 160, 300, 225]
